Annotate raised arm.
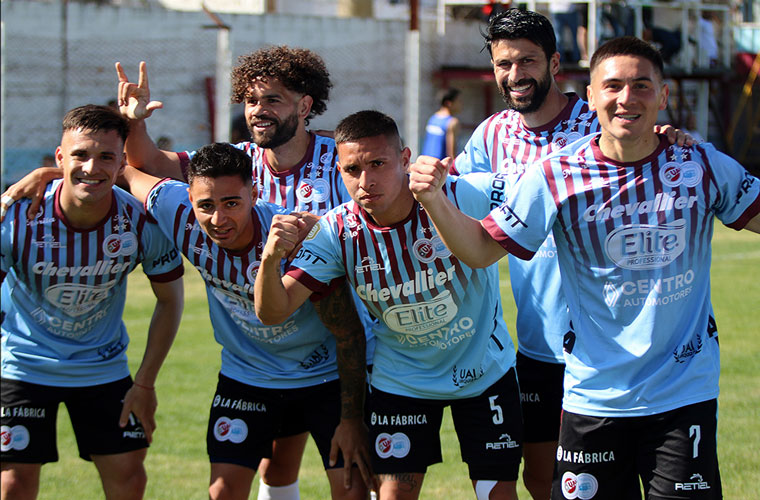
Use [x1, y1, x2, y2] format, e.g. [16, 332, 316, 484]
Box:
[314, 280, 374, 490]
[120, 165, 164, 205]
[409, 155, 508, 268]
[255, 214, 315, 324]
[118, 277, 184, 443]
[116, 61, 184, 179]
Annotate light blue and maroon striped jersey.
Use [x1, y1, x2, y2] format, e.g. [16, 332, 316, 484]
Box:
[1, 180, 183, 387]
[146, 180, 339, 388]
[452, 94, 598, 364]
[483, 134, 760, 417]
[179, 133, 350, 215]
[285, 181, 516, 400]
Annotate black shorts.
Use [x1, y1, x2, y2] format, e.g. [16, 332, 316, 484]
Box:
[1, 377, 148, 463]
[515, 351, 564, 443]
[366, 368, 523, 481]
[554, 399, 721, 499]
[206, 374, 343, 471]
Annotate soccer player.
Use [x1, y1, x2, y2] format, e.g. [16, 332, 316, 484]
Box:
[114, 46, 375, 499]
[255, 110, 524, 500]
[0, 104, 184, 500]
[409, 36, 760, 499]
[418, 10, 691, 498]
[120, 142, 371, 500]
[420, 88, 461, 160]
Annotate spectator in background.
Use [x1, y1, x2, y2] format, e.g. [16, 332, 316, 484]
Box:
[421, 88, 461, 160]
[549, 1, 581, 63]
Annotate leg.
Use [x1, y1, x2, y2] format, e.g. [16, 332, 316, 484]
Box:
[91, 449, 148, 500]
[326, 467, 369, 500]
[521, 441, 556, 500]
[376, 472, 424, 500]
[469, 479, 517, 500]
[1, 463, 41, 500]
[257, 432, 308, 499]
[210, 462, 256, 500]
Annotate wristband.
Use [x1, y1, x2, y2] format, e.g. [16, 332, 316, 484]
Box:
[134, 382, 155, 390]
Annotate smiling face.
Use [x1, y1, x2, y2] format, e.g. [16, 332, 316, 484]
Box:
[57, 127, 125, 217]
[188, 175, 257, 251]
[244, 78, 311, 150]
[337, 134, 414, 227]
[588, 54, 669, 156]
[491, 38, 558, 114]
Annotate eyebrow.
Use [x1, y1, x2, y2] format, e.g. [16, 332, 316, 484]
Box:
[197, 195, 243, 204]
[601, 76, 654, 85]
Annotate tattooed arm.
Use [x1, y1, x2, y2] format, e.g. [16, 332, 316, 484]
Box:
[315, 279, 374, 490]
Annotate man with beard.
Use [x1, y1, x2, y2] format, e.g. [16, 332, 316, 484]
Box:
[419, 10, 690, 499]
[114, 47, 373, 500]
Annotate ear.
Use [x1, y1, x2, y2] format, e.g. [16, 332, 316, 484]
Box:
[299, 95, 313, 120]
[251, 182, 258, 202]
[549, 51, 561, 76]
[658, 82, 670, 111]
[401, 147, 412, 172]
[55, 146, 64, 168]
[587, 83, 596, 111]
[117, 154, 126, 177]
[187, 186, 194, 204]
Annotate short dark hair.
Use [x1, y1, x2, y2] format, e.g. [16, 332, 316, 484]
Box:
[438, 88, 461, 107]
[62, 104, 129, 143]
[230, 46, 332, 125]
[590, 36, 665, 80]
[187, 143, 252, 186]
[334, 110, 401, 149]
[483, 8, 556, 61]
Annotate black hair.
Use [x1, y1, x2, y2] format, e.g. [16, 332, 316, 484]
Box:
[62, 104, 129, 143]
[187, 142, 253, 185]
[483, 8, 557, 61]
[334, 110, 401, 149]
[590, 36, 665, 80]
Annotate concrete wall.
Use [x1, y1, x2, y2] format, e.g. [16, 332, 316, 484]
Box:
[1, 1, 488, 185]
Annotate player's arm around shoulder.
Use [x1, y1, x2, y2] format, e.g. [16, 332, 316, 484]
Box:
[255, 213, 315, 325]
[0, 167, 62, 222]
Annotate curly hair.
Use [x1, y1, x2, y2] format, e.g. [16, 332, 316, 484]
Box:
[231, 46, 332, 125]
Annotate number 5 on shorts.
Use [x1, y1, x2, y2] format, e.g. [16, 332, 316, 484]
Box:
[489, 395, 503, 425]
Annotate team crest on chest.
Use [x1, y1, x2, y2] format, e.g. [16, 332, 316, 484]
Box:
[552, 131, 583, 151]
[246, 261, 261, 282]
[103, 233, 137, 258]
[659, 161, 703, 188]
[412, 235, 451, 263]
[296, 178, 331, 203]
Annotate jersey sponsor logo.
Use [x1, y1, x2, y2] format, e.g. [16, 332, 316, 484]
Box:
[31, 306, 109, 339]
[213, 417, 248, 444]
[674, 333, 703, 363]
[583, 192, 698, 223]
[305, 224, 321, 241]
[500, 158, 526, 177]
[452, 365, 484, 387]
[33, 260, 130, 278]
[371, 412, 428, 426]
[345, 213, 361, 229]
[32, 235, 65, 248]
[521, 392, 541, 403]
[486, 433, 519, 450]
[246, 261, 261, 282]
[557, 445, 615, 464]
[152, 248, 179, 268]
[189, 244, 216, 262]
[296, 178, 330, 203]
[375, 432, 411, 459]
[675, 473, 711, 491]
[355, 256, 386, 274]
[602, 269, 694, 308]
[211, 288, 299, 342]
[44, 280, 116, 317]
[356, 265, 457, 304]
[301, 344, 330, 369]
[659, 161, 703, 188]
[561, 471, 598, 499]
[493, 203, 529, 229]
[212, 395, 266, 412]
[383, 290, 458, 335]
[0, 425, 30, 452]
[103, 233, 138, 258]
[736, 170, 756, 203]
[604, 220, 686, 270]
[0, 407, 46, 418]
[197, 266, 254, 295]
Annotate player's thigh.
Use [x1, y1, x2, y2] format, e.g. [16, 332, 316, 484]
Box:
[325, 467, 369, 500]
[1, 462, 42, 500]
[637, 399, 721, 499]
[376, 472, 426, 500]
[553, 410, 640, 500]
[65, 377, 148, 460]
[515, 352, 564, 443]
[366, 386, 444, 475]
[258, 433, 309, 485]
[1, 378, 62, 464]
[450, 367, 522, 482]
[207, 374, 278, 471]
[91, 448, 147, 497]
[209, 462, 257, 500]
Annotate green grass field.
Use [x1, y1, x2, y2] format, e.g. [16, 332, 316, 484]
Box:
[35, 223, 759, 499]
